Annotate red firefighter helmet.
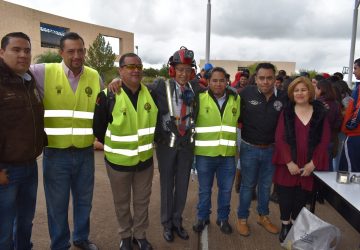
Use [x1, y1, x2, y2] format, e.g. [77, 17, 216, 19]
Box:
[168, 46, 196, 67]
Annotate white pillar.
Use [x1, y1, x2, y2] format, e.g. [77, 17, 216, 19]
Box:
[205, 0, 211, 64]
[348, 0, 360, 86]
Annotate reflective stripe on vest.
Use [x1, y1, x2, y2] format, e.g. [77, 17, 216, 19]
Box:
[43, 63, 100, 148]
[44, 128, 93, 135]
[195, 125, 236, 133]
[105, 127, 156, 142]
[195, 139, 237, 147]
[44, 110, 94, 119]
[194, 92, 240, 157]
[104, 85, 158, 167]
[104, 143, 154, 156]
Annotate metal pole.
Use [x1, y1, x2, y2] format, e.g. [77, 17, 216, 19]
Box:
[348, 0, 360, 86]
[205, 0, 211, 64]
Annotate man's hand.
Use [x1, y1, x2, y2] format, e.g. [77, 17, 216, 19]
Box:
[226, 85, 238, 100]
[108, 78, 122, 94]
[0, 169, 9, 185]
[287, 161, 301, 175]
[301, 160, 316, 177]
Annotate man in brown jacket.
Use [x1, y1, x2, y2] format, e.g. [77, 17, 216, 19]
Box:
[0, 32, 45, 250]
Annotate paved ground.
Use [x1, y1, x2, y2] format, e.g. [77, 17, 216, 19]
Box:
[31, 150, 359, 250]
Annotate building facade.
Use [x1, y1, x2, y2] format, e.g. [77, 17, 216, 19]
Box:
[199, 59, 296, 81]
[0, 0, 134, 62]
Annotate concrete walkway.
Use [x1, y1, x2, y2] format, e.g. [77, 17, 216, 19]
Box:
[31, 150, 359, 249]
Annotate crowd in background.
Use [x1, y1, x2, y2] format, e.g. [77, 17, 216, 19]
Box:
[2, 29, 360, 250]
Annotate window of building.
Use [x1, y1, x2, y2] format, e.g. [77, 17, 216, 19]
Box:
[40, 23, 68, 49]
[103, 35, 120, 55]
[103, 35, 120, 66]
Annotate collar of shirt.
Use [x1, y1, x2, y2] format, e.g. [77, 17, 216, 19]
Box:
[215, 92, 227, 109]
[122, 82, 141, 96]
[122, 82, 141, 110]
[257, 86, 278, 97]
[175, 80, 191, 91]
[21, 72, 32, 81]
[174, 80, 185, 103]
[62, 61, 84, 79]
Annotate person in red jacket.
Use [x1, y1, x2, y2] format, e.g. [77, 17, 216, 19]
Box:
[339, 58, 360, 173]
[272, 77, 330, 243]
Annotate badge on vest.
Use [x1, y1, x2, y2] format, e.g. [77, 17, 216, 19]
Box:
[232, 107, 237, 116]
[144, 102, 151, 112]
[120, 108, 127, 116]
[56, 85, 62, 94]
[85, 87, 93, 97]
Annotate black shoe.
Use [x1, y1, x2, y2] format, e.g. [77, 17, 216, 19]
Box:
[173, 225, 189, 240]
[133, 238, 152, 250]
[163, 227, 174, 242]
[216, 220, 233, 234]
[192, 219, 210, 233]
[279, 223, 292, 243]
[270, 191, 279, 204]
[119, 237, 133, 250]
[73, 240, 99, 250]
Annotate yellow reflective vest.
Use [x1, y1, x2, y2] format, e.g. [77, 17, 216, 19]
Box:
[104, 85, 158, 167]
[43, 63, 100, 148]
[195, 92, 240, 157]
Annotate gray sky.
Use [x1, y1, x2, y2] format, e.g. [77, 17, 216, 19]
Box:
[6, 0, 359, 74]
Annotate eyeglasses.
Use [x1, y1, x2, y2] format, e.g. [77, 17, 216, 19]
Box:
[121, 64, 143, 70]
[175, 67, 193, 73]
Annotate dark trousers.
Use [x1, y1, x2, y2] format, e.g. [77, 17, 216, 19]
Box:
[339, 135, 360, 172]
[156, 142, 194, 229]
[0, 161, 38, 250]
[277, 185, 310, 221]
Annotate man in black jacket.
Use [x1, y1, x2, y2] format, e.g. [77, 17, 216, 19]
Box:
[0, 32, 45, 250]
[107, 47, 203, 243]
[93, 53, 155, 250]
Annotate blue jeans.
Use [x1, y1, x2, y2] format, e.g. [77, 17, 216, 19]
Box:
[43, 147, 94, 250]
[0, 161, 38, 250]
[339, 135, 360, 172]
[195, 155, 235, 221]
[237, 142, 275, 219]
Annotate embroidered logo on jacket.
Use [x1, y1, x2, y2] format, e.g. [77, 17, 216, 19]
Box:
[249, 100, 261, 105]
[273, 100, 283, 111]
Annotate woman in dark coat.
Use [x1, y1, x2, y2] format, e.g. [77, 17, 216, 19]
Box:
[272, 76, 331, 243]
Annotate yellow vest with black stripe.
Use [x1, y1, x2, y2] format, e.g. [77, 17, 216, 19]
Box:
[43, 63, 100, 148]
[104, 85, 158, 167]
[195, 92, 240, 157]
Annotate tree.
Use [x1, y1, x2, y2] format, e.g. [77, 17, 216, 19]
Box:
[158, 64, 169, 78]
[34, 50, 62, 63]
[143, 67, 158, 77]
[85, 34, 116, 80]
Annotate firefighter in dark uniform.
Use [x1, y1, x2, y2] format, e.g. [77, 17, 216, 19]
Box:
[151, 47, 202, 242]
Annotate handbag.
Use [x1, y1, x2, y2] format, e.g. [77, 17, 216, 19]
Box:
[281, 207, 341, 250]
